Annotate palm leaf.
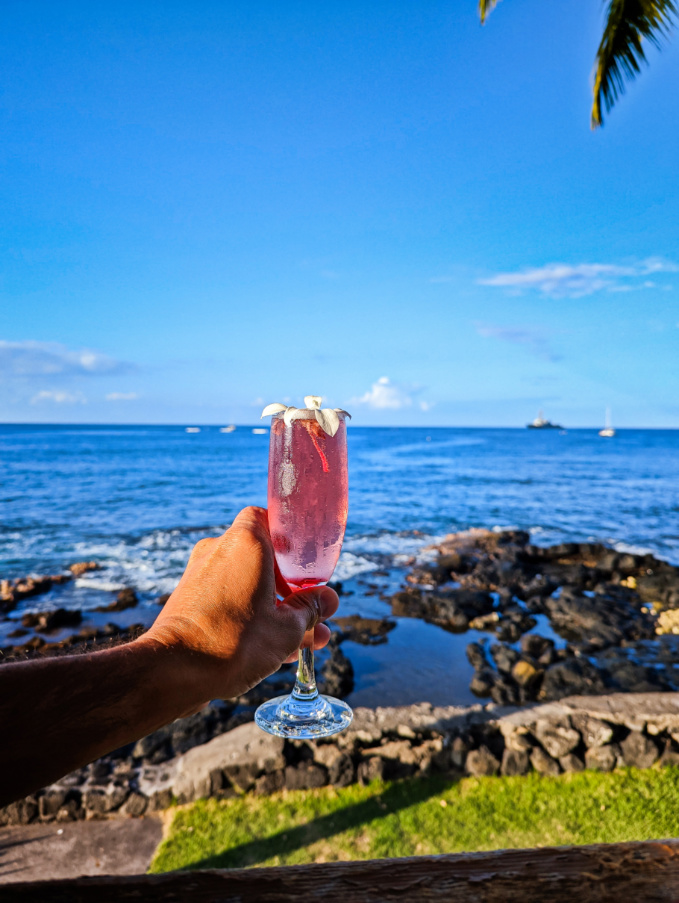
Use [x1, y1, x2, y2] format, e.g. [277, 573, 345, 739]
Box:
[478, 0, 502, 25]
[592, 0, 677, 127]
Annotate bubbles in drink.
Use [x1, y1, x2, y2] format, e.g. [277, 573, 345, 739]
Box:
[268, 415, 348, 589]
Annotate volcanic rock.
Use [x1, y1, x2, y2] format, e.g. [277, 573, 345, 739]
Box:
[333, 615, 396, 645]
[530, 746, 560, 776]
[620, 731, 659, 769]
[69, 561, 100, 577]
[465, 746, 500, 777]
[97, 588, 139, 612]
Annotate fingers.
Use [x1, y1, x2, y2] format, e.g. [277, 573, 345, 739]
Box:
[280, 585, 339, 632]
[275, 584, 339, 661]
[283, 622, 333, 663]
[229, 506, 270, 542]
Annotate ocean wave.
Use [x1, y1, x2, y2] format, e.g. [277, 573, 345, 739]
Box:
[334, 552, 378, 581]
[342, 531, 441, 557]
[74, 577, 128, 592]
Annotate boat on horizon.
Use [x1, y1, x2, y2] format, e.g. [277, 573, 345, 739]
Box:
[185, 427, 201, 433]
[252, 428, 268, 435]
[220, 425, 236, 433]
[527, 410, 563, 430]
[599, 408, 616, 438]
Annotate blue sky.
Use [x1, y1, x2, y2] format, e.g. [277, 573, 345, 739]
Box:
[1, 0, 678, 427]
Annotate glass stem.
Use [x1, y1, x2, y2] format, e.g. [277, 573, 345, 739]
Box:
[292, 646, 318, 701]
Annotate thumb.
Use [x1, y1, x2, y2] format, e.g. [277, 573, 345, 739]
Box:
[276, 585, 339, 639]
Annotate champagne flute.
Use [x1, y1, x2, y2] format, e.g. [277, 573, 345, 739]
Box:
[255, 399, 352, 739]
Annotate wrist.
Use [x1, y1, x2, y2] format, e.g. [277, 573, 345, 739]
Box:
[130, 634, 216, 720]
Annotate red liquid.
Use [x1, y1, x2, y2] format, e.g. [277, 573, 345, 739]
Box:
[268, 414, 348, 589]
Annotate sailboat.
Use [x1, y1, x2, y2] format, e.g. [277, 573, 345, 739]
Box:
[599, 408, 615, 438]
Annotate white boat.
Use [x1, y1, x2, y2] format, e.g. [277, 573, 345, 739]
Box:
[599, 408, 615, 438]
[185, 427, 201, 433]
[252, 428, 268, 435]
[527, 410, 563, 430]
[220, 425, 236, 433]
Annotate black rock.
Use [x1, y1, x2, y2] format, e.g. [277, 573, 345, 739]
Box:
[329, 753, 355, 787]
[21, 608, 83, 632]
[544, 585, 654, 652]
[540, 658, 607, 701]
[530, 747, 560, 776]
[520, 634, 555, 660]
[89, 759, 111, 783]
[319, 639, 354, 698]
[501, 748, 529, 776]
[533, 718, 580, 758]
[620, 731, 659, 769]
[490, 643, 519, 675]
[357, 756, 386, 785]
[466, 642, 488, 671]
[96, 588, 139, 612]
[391, 588, 427, 618]
[254, 772, 285, 795]
[470, 670, 495, 697]
[585, 744, 619, 772]
[599, 655, 668, 694]
[332, 615, 396, 645]
[559, 753, 585, 773]
[2, 797, 39, 825]
[466, 746, 500, 777]
[393, 586, 493, 633]
[497, 611, 537, 642]
[39, 788, 68, 820]
[490, 677, 520, 706]
[570, 714, 614, 749]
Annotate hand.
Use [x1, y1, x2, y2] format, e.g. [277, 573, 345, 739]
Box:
[137, 506, 339, 704]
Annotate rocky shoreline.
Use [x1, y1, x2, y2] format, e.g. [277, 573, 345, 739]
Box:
[3, 530, 679, 826]
[392, 529, 679, 705]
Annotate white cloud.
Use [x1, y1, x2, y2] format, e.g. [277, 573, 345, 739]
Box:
[31, 390, 87, 405]
[475, 323, 561, 362]
[355, 376, 413, 410]
[106, 392, 138, 401]
[478, 258, 678, 298]
[0, 340, 133, 378]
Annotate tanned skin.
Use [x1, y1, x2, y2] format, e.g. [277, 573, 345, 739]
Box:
[0, 507, 338, 806]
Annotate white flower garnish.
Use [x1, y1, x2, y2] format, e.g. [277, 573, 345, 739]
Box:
[261, 396, 351, 437]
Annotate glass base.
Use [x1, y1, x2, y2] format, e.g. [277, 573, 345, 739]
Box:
[255, 692, 353, 739]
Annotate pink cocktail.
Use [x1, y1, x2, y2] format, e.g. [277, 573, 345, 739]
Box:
[268, 412, 348, 589]
[255, 402, 352, 739]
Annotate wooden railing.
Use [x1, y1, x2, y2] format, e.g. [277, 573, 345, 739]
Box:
[4, 840, 679, 902]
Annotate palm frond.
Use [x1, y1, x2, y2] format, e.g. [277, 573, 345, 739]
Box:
[479, 0, 503, 25]
[592, 0, 677, 128]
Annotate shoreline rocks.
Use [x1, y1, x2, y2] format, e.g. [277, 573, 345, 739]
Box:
[3, 532, 679, 827]
[6, 692, 679, 826]
[393, 529, 679, 705]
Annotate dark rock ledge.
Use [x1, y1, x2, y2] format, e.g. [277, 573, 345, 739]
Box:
[5, 693, 679, 826]
[392, 529, 679, 705]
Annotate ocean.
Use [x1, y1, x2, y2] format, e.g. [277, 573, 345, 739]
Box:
[1, 424, 678, 706]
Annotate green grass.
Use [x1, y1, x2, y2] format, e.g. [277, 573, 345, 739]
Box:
[150, 767, 679, 873]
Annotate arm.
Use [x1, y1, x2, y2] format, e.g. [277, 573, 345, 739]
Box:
[0, 507, 338, 806]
